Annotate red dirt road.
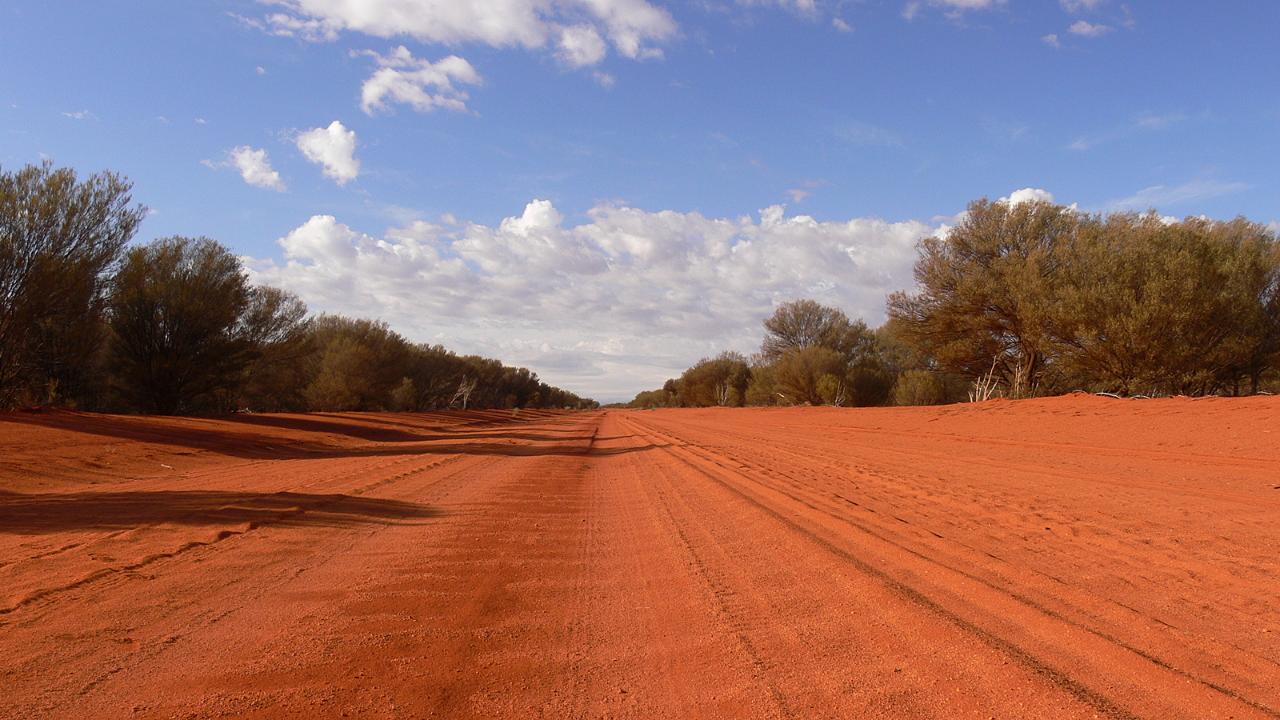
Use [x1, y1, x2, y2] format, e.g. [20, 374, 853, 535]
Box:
[1, 397, 1277, 719]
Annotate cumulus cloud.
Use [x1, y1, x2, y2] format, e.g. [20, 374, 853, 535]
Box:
[557, 25, 608, 67]
[253, 0, 676, 65]
[296, 121, 360, 185]
[1000, 187, 1055, 206]
[1068, 20, 1112, 36]
[246, 199, 937, 400]
[1042, 33, 1061, 48]
[204, 146, 287, 191]
[357, 47, 481, 115]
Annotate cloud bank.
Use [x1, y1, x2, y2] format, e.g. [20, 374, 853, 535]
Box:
[255, 0, 677, 66]
[246, 199, 936, 400]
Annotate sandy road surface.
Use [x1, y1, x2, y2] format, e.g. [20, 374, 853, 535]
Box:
[1, 397, 1277, 719]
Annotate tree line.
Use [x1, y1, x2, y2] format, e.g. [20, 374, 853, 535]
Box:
[631, 198, 1280, 408]
[0, 162, 596, 413]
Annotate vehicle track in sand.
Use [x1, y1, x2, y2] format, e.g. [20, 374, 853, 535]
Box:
[0, 397, 1276, 718]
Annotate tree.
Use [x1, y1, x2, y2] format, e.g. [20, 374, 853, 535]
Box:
[678, 351, 751, 406]
[761, 299, 871, 361]
[887, 198, 1078, 398]
[306, 336, 382, 411]
[773, 346, 845, 405]
[237, 286, 312, 411]
[302, 316, 411, 411]
[400, 344, 469, 410]
[888, 200, 1280, 399]
[892, 370, 958, 406]
[1050, 214, 1280, 395]
[758, 299, 886, 406]
[107, 237, 254, 413]
[744, 356, 781, 406]
[0, 162, 146, 407]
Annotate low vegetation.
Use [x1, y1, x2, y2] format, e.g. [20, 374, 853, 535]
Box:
[0, 162, 595, 413]
[632, 199, 1280, 407]
[5, 161, 1277, 413]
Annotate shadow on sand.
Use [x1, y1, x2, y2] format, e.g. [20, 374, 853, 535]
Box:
[0, 411, 657, 461]
[0, 490, 441, 534]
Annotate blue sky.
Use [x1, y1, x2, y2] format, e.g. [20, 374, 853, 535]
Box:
[2, 1, 1277, 401]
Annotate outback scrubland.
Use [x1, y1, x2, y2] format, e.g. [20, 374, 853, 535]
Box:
[0, 163, 595, 415]
[3, 162, 1280, 719]
[632, 200, 1280, 408]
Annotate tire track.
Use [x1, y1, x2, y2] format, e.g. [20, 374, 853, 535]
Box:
[620, 413, 1277, 720]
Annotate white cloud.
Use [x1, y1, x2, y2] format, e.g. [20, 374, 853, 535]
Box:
[1068, 20, 1112, 36]
[195, 117, 208, 125]
[1060, 0, 1105, 11]
[832, 17, 853, 32]
[1042, 33, 1061, 48]
[296, 121, 360, 185]
[205, 146, 287, 191]
[61, 110, 95, 121]
[1000, 187, 1055, 206]
[1107, 179, 1250, 211]
[255, 0, 676, 65]
[592, 71, 617, 88]
[357, 47, 481, 115]
[246, 199, 937, 400]
[739, 0, 818, 14]
[557, 24, 608, 68]
[266, 12, 342, 41]
[904, 0, 1005, 20]
[256, 65, 267, 75]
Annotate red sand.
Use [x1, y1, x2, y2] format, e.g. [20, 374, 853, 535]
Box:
[1, 396, 1277, 718]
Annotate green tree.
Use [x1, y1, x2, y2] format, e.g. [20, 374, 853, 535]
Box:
[744, 356, 781, 406]
[107, 237, 252, 413]
[1051, 214, 1280, 395]
[887, 198, 1079, 398]
[303, 316, 411, 411]
[236, 286, 312, 411]
[306, 335, 382, 411]
[678, 351, 751, 406]
[773, 346, 845, 405]
[761, 299, 872, 361]
[0, 162, 146, 407]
